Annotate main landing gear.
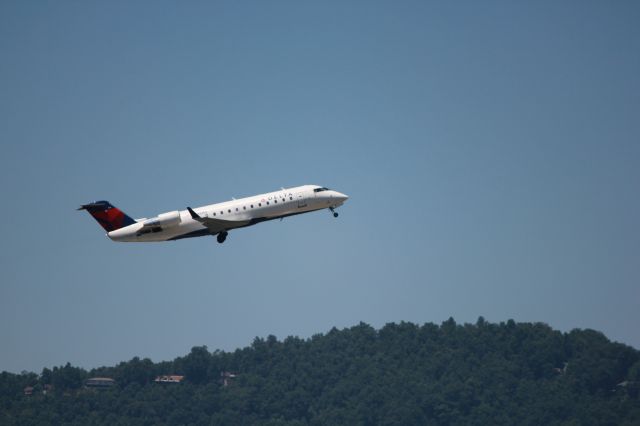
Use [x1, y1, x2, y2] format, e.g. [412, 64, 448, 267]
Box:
[329, 207, 339, 218]
[217, 231, 228, 244]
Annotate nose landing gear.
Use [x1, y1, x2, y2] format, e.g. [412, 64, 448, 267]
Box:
[329, 207, 339, 218]
[217, 231, 228, 244]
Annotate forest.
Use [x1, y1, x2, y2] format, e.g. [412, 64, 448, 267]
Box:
[2, 318, 639, 425]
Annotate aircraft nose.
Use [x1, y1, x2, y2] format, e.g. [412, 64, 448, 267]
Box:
[336, 192, 349, 202]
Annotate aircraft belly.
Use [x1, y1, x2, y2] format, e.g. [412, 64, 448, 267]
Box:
[135, 221, 205, 242]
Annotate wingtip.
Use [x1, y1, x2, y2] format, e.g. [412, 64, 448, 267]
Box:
[187, 207, 200, 219]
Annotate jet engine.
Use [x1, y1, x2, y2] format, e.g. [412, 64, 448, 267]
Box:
[142, 211, 182, 228]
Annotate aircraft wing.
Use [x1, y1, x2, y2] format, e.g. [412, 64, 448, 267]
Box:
[187, 207, 250, 234]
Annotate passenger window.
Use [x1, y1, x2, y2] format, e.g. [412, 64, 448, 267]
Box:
[274, 200, 277, 204]
[289, 196, 293, 200]
[266, 201, 269, 205]
[228, 209, 231, 213]
[236, 208, 238, 211]
[251, 204, 254, 208]
[258, 203, 262, 207]
[243, 206, 246, 210]
[213, 212, 216, 216]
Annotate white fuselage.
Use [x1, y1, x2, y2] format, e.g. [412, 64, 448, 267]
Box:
[107, 185, 348, 242]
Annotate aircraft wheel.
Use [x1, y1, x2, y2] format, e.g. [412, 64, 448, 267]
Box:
[217, 232, 228, 244]
[333, 212, 339, 218]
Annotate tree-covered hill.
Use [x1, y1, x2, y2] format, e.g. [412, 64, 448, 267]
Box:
[2, 319, 639, 425]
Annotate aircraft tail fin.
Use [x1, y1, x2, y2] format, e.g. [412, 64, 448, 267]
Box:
[78, 201, 136, 232]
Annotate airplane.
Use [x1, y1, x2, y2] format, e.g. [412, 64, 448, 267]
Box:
[78, 185, 349, 244]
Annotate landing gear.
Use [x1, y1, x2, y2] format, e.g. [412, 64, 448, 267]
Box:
[329, 207, 339, 218]
[217, 231, 228, 244]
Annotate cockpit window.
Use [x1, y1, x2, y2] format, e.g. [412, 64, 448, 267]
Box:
[313, 187, 330, 193]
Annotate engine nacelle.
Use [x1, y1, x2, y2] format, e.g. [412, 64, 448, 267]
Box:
[142, 211, 182, 228]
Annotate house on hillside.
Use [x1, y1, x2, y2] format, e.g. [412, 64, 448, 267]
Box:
[154, 375, 184, 384]
[221, 371, 237, 387]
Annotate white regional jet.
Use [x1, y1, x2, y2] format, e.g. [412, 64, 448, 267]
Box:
[79, 185, 348, 244]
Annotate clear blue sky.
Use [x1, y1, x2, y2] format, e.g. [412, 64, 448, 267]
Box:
[1, 1, 638, 373]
